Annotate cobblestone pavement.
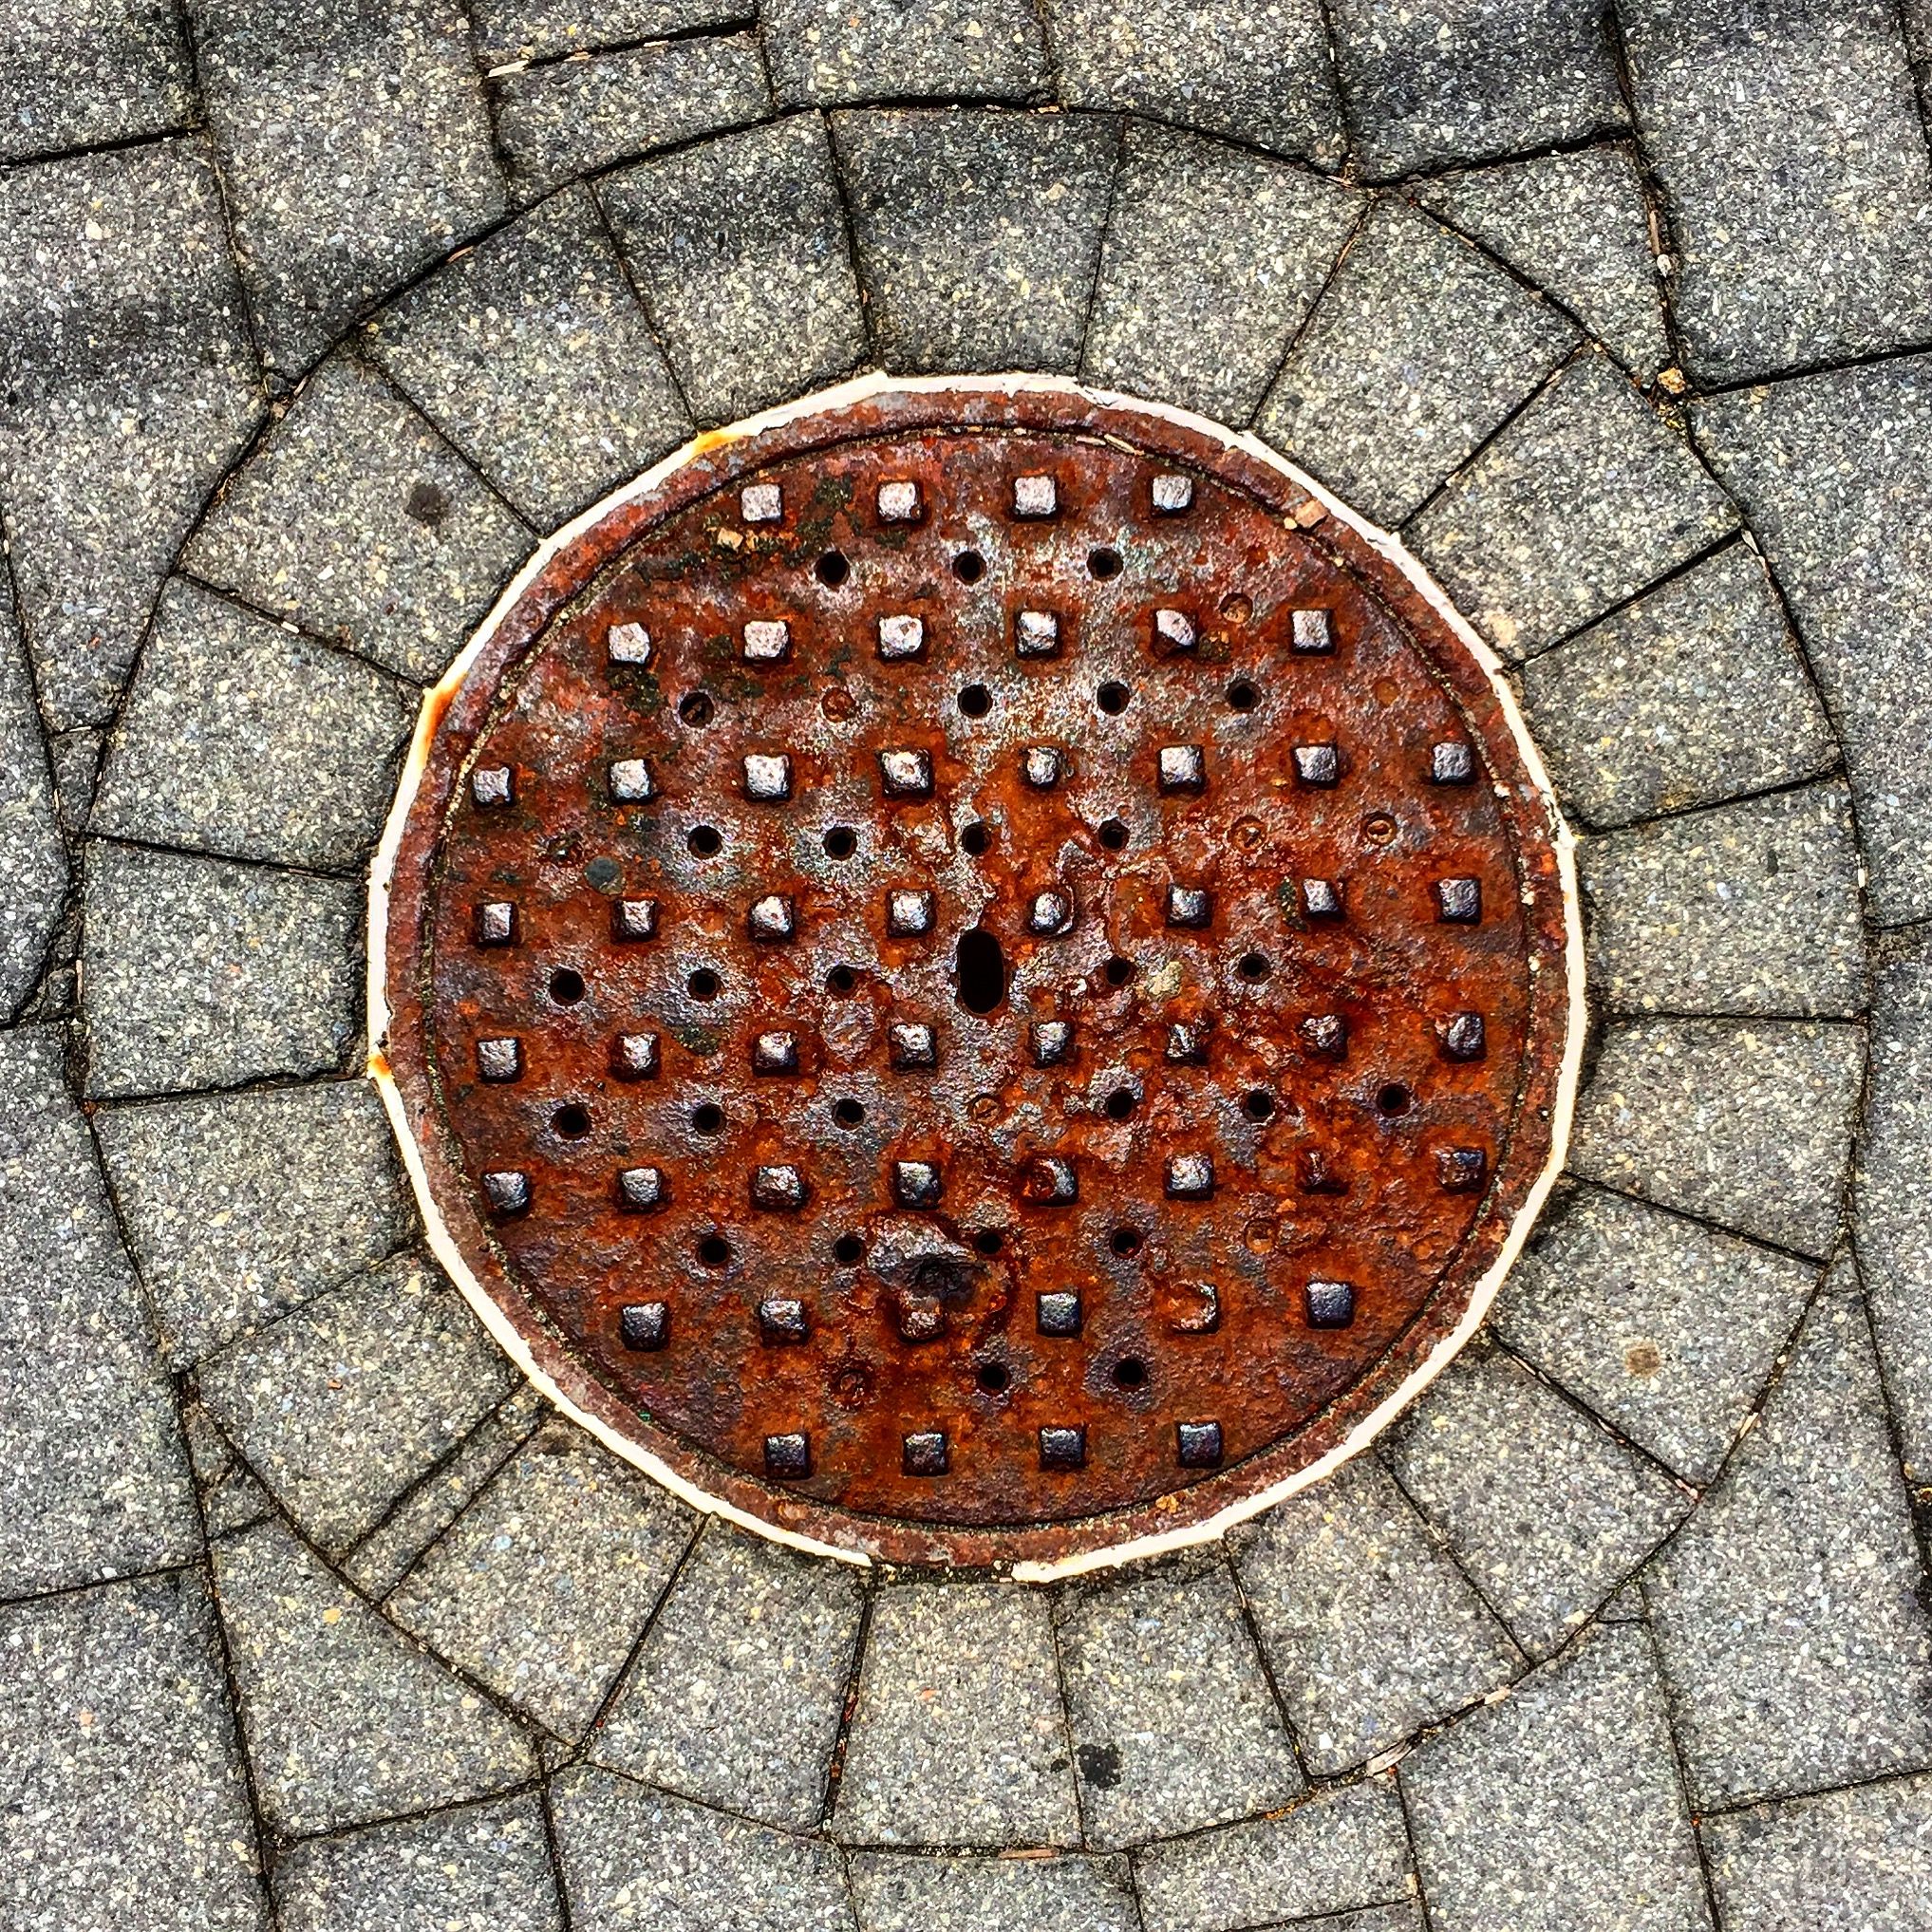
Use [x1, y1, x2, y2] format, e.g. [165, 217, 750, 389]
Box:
[4, 5, 1932, 1928]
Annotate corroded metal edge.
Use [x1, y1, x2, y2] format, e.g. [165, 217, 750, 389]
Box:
[368, 370, 1586, 1580]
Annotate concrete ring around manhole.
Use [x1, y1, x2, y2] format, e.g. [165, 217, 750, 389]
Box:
[367, 371, 1585, 1579]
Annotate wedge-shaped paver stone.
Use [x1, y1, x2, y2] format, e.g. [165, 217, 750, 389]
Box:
[762, 0, 1050, 104]
[851, 1850, 1137, 1931]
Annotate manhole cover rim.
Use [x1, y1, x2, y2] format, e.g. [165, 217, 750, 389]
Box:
[368, 369, 1585, 1582]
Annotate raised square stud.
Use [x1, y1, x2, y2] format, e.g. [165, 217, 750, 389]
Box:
[1300, 1150, 1346, 1195]
[471, 765, 513, 807]
[477, 1037, 521, 1082]
[1165, 1154, 1215, 1199]
[606, 622, 651, 666]
[1301, 1013, 1347, 1059]
[764, 1432, 810, 1478]
[1027, 890, 1074, 936]
[1022, 745, 1063, 789]
[1292, 742, 1339, 787]
[1158, 744, 1206, 794]
[752, 1164, 808, 1211]
[887, 888, 935, 936]
[1437, 1145, 1489, 1191]
[617, 1166, 667, 1212]
[611, 1032, 659, 1080]
[741, 481, 782, 524]
[621, 1302, 668, 1352]
[608, 757, 655, 801]
[742, 753, 792, 801]
[1302, 878, 1342, 919]
[879, 749, 933, 798]
[1039, 1424, 1087, 1471]
[1431, 741, 1476, 785]
[1438, 1012, 1487, 1060]
[902, 1430, 948, 1476]
[1291, 609, 1333, 654]
[1012, 473, 1058, 518]
[1166, 1021, 1209, 1063]
[741, 619, 791, 663]
[877, 613, 925, 661]
[1030, 1020, 1073, 1066]
[481, 1170, 530, 1215]
[1015, 609, 1060, 658]
[889, 1022, 937, 1069]
[759, 1297, 808, 1344]
[876, 478, 922, 522]
[475, 901, 516, 947]
[611, 897, 659, 942]
[1021, 1155, 1078, 1206]
[1304, 1279, 1356, 1328]
[1037, 1290, 1082, 1338]
[1435, 876, 1482, 924]
[747, 893, 797, 943]
[1152, 473, 1194, 514]
[752, 1030, 800, 1075]
[1167, 884, 1213, 928]
[892, 1159, 943, 1209]
[1176, 1420, 1224, 1468]
[1153, 608, 1196, 654]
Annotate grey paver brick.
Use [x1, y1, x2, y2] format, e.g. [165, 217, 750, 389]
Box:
[552, 1767, 854, 1932]
[1400, 1623, 1712, 1932]
[591, 1520, 864, 1830]
[601, 115, 867, 428]
[1696, 356, 1932, 926]
[197, 1251, 513, 1555]
[1417, 145, 1674, 383]
[833, 107, 1119, 376]
[366, 189, 690, 529]
[1045, 0, 1344, 163]
[1255, 198, 1574, 528]
[0, 1572, 266, 1932]
[196, 0, 505, 372]
[94, 1078, 412, 1365]
[1326, 0, 1626, 182]
[93, 578, 416, 871]
[0, 1, 194, 161]
[1566, 1018, 1866, 1259]
[762, 0, 1050, 105]
[0, 573, 66, 1008]
[1407, 350, 1739, 661]
[215, 1516, 537, 1836]
[833, 1580, 1080, 1848]
[0, 1029, 197, 1600]
[186, 353, 533, 685]
[1233, 1454, 1523, 1774]
[48, 723, 105, 837]
[274, 1791, 562, 1932]
[1492, 1181, 1817, 1485]
[1646, 1288, 1932, 1809]
[0, 141, 263, 728]
[388, 1422, 692, 1738]
[472, 0, 743, 64]
[1082, 121, 1363, 426]
[1514, 540, 1837, 831]
[1702, 1773, 1932, 1932]
[1133, 1775, 1414, 1932]
[1578, 780, 1866, 1021]
[1057, 1559, 1304, 1848]
[1620, 0, 1932, 386]
[852, 1850, 1139, 1932]
[493, 34, 771, 199]
[1382, 1347, 1688, 1660]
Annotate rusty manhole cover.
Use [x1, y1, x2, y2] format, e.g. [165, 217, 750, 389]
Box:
[371, 376, 1582, 1575]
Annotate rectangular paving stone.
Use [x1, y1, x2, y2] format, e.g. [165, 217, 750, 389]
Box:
[851, 1850, 1137, 1931]
[197, 0, 505, 372]
[473, 0, 744, 64]
[763, 0, 1050, 104]
[81, 841, 362, 1099]
[1620, 0, 1932, 386]
[1232, 1454, 1522, 1774]
[1408, 350, 1739, 661]
[602, 115, 867, 428]
[388, 1421, 692, 1738]
[1057, 1558, 1304, 1848]
[1566, 1017, 1866, 1259]
[0, 140, 263, 728]
[1382, 1347, 1688, 1660]
[494, 33, 770, 199]
[274, 1791, 562, 1932]
[0, 2, 193, 161]
[1702, 1773, 1932, 1932]
[553, 1768, 854, 1932]
[366, 189, 690, 529]
[1696, 357, 1932, 927]
[0, 1028, 197, 1600]
[188, 353, 532, 684]
[1083, 121, 1363, 427]
[1400, 1623, 1711, 1932]
[591, 1520, 864, 1830]
[1492, 1181, 1817, 1486]
[0, 571, 67, 1007]
[1045, 0, 1344, 162]
[1133, 1775, 1413, 1932]
[1255, 199, 1575, 528]
[94, 1077, 413, 1364]
[1513, 540, 1837, 831]
[0, 1572, 266, 1932]
[832, 108, 1119, 376]
[197, 1251, 514, 1555]
[93, 578, 417, 872]
[1647, 1290, 1932, 1809]
[215, 1516, 538, 1836]
[1325, 0, 1626, 182]
[833, 1579, 1080, 1848]
[1578, 780, 1866, 1021]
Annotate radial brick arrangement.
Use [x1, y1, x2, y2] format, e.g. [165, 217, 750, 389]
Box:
[6, 6, 1932, 1931]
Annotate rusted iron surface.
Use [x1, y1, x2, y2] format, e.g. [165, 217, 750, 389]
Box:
[376, 379, 1578, 1572]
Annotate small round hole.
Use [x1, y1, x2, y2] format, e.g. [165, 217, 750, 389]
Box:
[951, 549, 986, 583]
[691, 1101, 724, 1135]
[1237, 951, 1272, 983]
[957, 683, 992, 719]
[1376, 1082, 1415, 1118]
[552, 1101, 592, 1139]
[960, 820, 991, 856]
[687, 824, 722, 857]
[1103, 1085, 1137, 1122]
[1097, 680, 1131, 715]
[1220, 591, 1253, 623]
[976, 1360, 1011, 1396]
[1110, 1226, 1144, 1260]
[1087, 546, 1123, 579]
[549, 966, 587, 1005]
[833, 1097, 866, 1129]
[1363, 812, 1397, 848]
[1243, 1088, 1276, 1122]
[815, 550, 850, 587]
[833, 1232, 864, 1266]
[1113, 1356, 1149, 1390]
[697, 1233, 731, 1267]
[822, 825, 857, 860]
[678, 691, 714, 727]
[1102, 955, 1135, 988]
[1227, 679, 1261, 712]
[973, 1228, 1004, 1257]
[1097, 817, 1129, 852]
[825, 964, 857, 997]
[686, 968, 721, 1002]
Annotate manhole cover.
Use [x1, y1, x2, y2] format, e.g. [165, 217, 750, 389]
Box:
[372, 376, 1582, 1575]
